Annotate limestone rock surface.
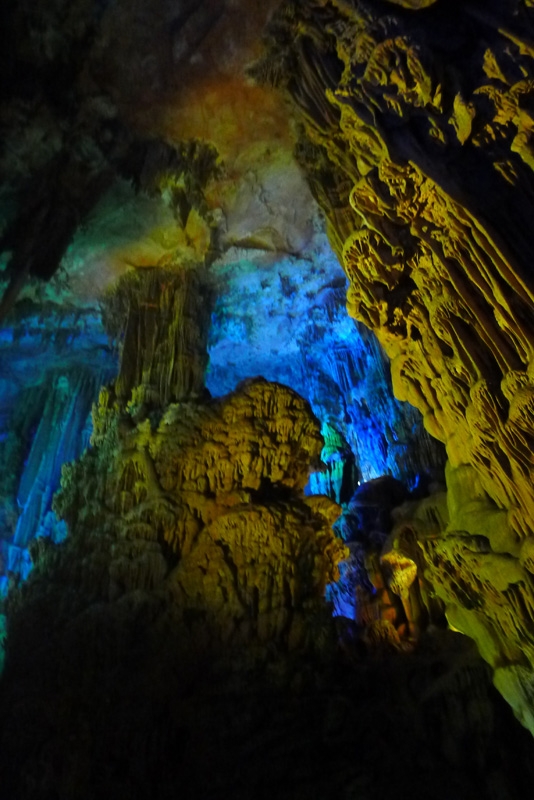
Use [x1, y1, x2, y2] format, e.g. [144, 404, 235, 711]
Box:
[52, 372, 345, 649]
[0, 265, 349, 796]
[259, 0, 534, 730]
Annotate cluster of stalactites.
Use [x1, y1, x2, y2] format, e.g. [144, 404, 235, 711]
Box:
[101, 266, 212, 409]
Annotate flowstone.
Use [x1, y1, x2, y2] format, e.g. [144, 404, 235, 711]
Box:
[259, 0, 534, 733]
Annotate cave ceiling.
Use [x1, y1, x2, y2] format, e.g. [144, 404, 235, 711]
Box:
[0, 0, 295, 298]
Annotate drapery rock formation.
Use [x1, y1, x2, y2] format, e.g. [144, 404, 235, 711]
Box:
[257, 0, 534, 731]
[0, 305, 117, 595]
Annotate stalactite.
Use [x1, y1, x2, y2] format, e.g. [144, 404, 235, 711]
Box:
[0, 306, 116, 595]
[14, 370, 104, 549]
[102, 266, 212, 408]
[0, 368, 108, 594]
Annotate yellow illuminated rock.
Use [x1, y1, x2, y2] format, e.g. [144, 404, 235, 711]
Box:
[260, 0, 534, 733]
[54, 267, 347, 652]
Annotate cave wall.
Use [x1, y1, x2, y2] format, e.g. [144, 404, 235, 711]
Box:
[2, 0, 534, 792]
[0, 0, 446, 591]
[207, 240, 445, 492]
[258, 0, 534, 731]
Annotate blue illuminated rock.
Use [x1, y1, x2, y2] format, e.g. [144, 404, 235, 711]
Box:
[207, 231, 445, 493]
[0, 306, 116, 593]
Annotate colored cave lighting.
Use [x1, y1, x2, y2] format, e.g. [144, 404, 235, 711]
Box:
[0, 248, 439, 629]
[0, 312, 117, 595]
[207, 251, 432, 495]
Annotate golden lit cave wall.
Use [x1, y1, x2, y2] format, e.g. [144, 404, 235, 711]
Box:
[258, 0, 534, 731]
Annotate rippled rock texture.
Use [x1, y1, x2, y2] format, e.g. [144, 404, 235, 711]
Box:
[259, 0, 534, 731]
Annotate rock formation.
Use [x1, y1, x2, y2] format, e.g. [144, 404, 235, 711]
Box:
[0, 306, 116, 595]
[50, 266, 345, 649]
[207, 241, 445, 490]
[4, 264, 530, 800]
[4, 0, 534, 794]
[258, 0, 534, 731]
[0, 266, 351, 795]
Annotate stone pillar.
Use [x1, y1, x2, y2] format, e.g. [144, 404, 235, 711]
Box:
[102, 266, 211, 408]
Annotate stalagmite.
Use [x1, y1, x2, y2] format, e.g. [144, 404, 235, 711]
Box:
[0, 265, 350, 796]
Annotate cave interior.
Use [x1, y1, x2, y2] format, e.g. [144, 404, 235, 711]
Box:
[2, 1, 534, 798]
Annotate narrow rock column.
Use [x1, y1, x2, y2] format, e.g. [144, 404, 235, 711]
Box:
[102, 266, 211, 409]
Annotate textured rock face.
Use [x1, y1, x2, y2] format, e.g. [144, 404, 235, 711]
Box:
[54, 371, 344, 649]
[0, 265, 349, 795]
[0, 305, 116, 594]
[49, 267, 345, 649]
[207, 239, 445, 490]
[258, 0, 534, 730]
